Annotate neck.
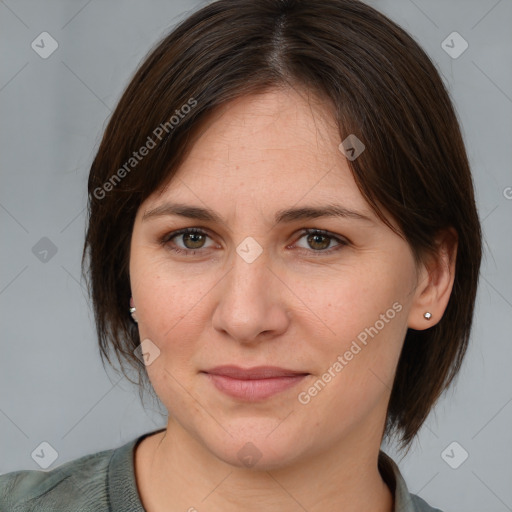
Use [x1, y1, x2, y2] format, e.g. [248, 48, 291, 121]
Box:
[135, 419, 394, 512]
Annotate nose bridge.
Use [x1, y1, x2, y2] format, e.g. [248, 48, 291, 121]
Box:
[212, 240, 288, 341]
[225, 241, 271, 308]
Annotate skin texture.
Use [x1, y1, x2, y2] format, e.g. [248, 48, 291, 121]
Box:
[129, 86, 457, 512]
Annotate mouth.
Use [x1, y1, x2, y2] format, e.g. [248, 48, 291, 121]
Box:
[201, 365, 310, 401]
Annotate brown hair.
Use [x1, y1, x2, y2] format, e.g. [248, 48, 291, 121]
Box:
[82, 0, 482, 453]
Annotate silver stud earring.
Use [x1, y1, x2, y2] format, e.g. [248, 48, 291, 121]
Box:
[424, 312, 432, 320]
[130, 306, 138, 323]
[129, 297, 138, 323]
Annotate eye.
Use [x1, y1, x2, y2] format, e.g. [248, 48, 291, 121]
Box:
[159, 227, 348, 256]
[292, 229, 348, 254]
[160, 228, 215, 255]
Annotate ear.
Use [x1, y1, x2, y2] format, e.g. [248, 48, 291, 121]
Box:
[407, 228, 458, 330]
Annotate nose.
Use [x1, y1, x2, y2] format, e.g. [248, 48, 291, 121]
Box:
[211, 246, 290, 344]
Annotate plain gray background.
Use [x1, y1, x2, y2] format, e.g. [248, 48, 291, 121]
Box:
[1, 1, 511, 511]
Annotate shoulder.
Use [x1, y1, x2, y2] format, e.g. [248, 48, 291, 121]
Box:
[0, 445, 115, 512]
[378, 451, 445, 512]
[409, 493, 444, 512]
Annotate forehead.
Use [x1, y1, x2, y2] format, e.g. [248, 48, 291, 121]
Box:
[149, 88, 368, 214]
[185, 88, 338, 166]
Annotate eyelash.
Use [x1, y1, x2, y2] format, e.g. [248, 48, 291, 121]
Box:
[159, 227, 349, 257]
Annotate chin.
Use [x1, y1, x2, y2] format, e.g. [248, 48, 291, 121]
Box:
[202, 422, 308, 471]
[217, 444, 302, 472]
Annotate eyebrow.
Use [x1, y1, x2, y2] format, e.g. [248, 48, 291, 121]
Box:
[142, 202, 374, 225]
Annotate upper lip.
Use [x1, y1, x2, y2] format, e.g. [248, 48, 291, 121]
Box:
[203, 365, 309, 380]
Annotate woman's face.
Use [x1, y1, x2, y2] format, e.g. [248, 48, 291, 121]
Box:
[129, 87, 422, 469]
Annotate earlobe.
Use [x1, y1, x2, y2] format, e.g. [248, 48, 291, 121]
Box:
[130, 296, 138, 323]
[407, 228, 458, 330]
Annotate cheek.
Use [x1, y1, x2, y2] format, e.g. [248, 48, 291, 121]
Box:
[297, 258, 408, 350]
[129, 264, 203, 389]
[293, 260, 410, 412]
[134, 273, 206, 411]
[296, 305, 406, 442]
[131, 255, 211, 338]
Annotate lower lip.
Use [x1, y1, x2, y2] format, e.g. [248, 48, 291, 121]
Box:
[204, 373, 308, 401]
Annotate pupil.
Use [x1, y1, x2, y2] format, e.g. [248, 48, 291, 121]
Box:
[309, 234, 328, 250]
[184, 233, 204, 249]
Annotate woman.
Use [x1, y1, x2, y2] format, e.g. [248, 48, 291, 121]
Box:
[0, 0, 481, 511]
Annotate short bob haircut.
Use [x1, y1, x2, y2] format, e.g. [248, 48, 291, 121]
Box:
[82, 0, 482, 453]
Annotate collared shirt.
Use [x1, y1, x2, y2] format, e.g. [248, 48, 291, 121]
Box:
[0, 429, 443, 511]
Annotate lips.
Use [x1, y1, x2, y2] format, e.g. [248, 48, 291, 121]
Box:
[204, 365, 308, 379]
[202, 365, 309, 401]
